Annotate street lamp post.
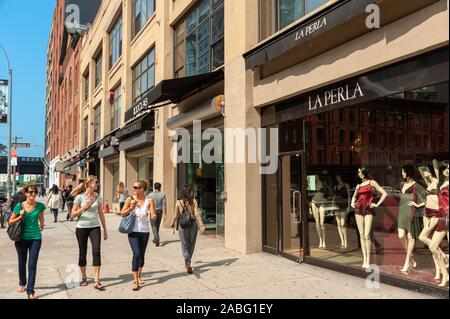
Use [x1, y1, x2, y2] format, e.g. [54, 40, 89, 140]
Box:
[0, 43, 13, 202]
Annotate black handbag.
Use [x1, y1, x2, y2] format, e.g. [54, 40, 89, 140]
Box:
[7, 204, 25, 242]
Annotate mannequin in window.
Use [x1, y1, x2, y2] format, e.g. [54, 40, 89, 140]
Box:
[310, 175, 330, 249]
[397, 165, 425, 274]
[418, 161, 444, 282]
[332, 174, 350, 249]
[431, 162, 449, 287]
[351, 167, 388, 269]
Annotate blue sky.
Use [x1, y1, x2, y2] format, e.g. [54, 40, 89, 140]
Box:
[0, 0, 55, 158]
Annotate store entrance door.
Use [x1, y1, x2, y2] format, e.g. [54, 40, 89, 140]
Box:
[278, 151, 307, 263]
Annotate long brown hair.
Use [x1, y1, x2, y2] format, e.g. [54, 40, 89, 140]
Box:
[116, 182, 125, 195]
[71, 175, 97, 198]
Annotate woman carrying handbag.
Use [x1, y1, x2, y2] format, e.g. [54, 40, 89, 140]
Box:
[171, 188, 206, 274]
[9, 185, 45, 299]
[120, 180, 156, 291]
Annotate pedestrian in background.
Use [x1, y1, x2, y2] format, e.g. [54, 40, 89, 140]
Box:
[70, 176, 108, 291]
[65, 185, 74, 221]
[116, 182, 128, 212]
[47, 185, 62, 223]
[171, 188, 205, 274]
[9, 185, 46, 299]
[60, 185, 67, 211]
[120, 180, 156, 291]
[11, 187, 26, 215]
[148, 182, 167, 247]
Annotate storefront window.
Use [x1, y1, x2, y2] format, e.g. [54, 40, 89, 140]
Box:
[304, 82, 449, 288]
[177, 125, 225, 234]
[137, 155, 154, 191]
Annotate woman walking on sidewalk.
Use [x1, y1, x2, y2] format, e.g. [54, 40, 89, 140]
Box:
[117, 182, 128, 212]
[171, 189, 205, 274]
[47, 185, 62, 223]
[9, 185, 46, 299]
[121, 180, 156, 291]
[70, 176, 108, 291]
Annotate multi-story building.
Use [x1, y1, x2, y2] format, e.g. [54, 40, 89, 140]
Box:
[77, 0, 448, 294]
[47, 0, 98, 187]
[45, 33, 52, 188]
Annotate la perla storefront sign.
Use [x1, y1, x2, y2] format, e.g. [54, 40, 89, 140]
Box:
[295, 17, 327, 41]
[309, 82, 365, 111]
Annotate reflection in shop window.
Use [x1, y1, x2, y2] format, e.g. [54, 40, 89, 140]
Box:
[302, 82, 449, 289]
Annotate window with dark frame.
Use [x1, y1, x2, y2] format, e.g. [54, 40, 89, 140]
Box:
[109, 15, 123, 69]
[132, 48, 155, 103]
[93, 104, 101, 142]
[110, 85, 122, 131]
[174, 0, 224, 78]
[132, 0, 156, 38]
[95, 52, 102, 88]
[83, 72, 89, 102]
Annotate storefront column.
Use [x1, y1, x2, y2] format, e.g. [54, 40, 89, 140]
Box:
[223, 0, 261, 254]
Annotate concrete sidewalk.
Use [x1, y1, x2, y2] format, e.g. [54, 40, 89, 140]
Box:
[0, 210, 442, 299]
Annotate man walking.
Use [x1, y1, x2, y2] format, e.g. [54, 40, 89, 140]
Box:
[148, 183, 167, 247]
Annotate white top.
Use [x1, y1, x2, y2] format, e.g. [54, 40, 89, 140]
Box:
[132, 198, 150, 233]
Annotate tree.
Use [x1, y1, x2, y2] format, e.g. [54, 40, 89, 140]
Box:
[0, 144, 6, 156]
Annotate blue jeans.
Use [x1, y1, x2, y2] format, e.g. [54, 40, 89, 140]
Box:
[15, 239, 42, 295]
[128, 233, 150, 272]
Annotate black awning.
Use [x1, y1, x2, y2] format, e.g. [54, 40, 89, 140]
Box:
[79, 143, 99, 160]
[243, 0, 371, 69]
[96, 128, 120, 147]
[117, 111, 154, 141]
[125, 69, 224, 122]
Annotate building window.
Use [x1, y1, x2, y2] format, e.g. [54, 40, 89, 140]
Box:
[349, 111, 355, 123]
[95, 52, 102, 88]
[83, 116, 89, 147]
[109, 16, 123, 69]
[110, 86, 122, 131]
[132, 0, 155, 38]
[83, 72, 89, 102]
[316, 127, 324, 143]
[339, 130, 345, 145]
[398, 134, 404, 146]
[174, 0, 224, 77]
[132, 48, 155, 103]
[339, 110, 345, 123]
[260, 0, 330, 40]
[349, 131, 356, 144]
[415, 115, 421, 128]
[93, 104, 101, 142]
[317, 150, 325, 164]
[415, 135, 421, 147]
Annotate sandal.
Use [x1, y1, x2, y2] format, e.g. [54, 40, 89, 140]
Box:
[138, 279, 145, 285]
[80, 277, 89, 287]
[94, 281, 106, 291]
[132, 282, 140, 291]
[28, 293, 37, 300]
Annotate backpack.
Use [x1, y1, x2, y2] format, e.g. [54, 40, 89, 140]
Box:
[179, 201, 194, 229]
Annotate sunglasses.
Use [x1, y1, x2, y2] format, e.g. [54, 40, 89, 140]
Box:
[133, 186, 143, 190]
[27, 191, 37, 195]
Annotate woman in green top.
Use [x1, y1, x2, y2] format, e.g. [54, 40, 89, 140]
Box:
[70, 175, 108, 291]
[9, 185, 45, 299]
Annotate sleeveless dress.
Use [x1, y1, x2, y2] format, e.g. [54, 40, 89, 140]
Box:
[436, 186, 449, 232]
[355, 183, 374, 216]
[397, 183, 424, 239]
[312, 187, 327, 206]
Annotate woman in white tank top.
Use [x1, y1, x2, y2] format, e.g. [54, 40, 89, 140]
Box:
[120, 180, 156, 291]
